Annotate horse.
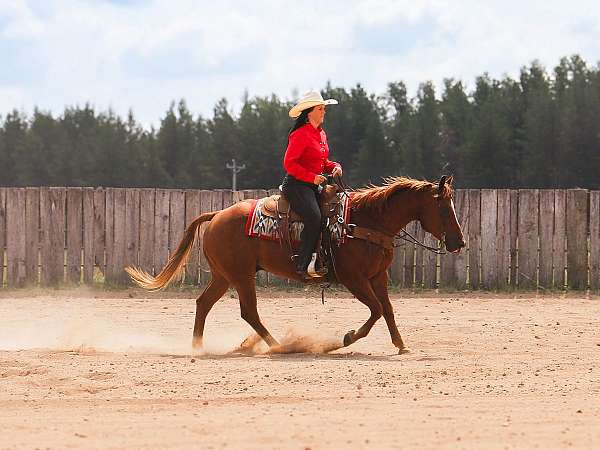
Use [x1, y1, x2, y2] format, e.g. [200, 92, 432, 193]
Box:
[126, 175, 465, 354]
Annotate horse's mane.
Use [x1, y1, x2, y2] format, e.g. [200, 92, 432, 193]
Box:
[350, 176, 453, 214]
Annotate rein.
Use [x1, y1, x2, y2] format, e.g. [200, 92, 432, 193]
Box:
[394, 228, 446, 254]
[338, 177, 449, 255]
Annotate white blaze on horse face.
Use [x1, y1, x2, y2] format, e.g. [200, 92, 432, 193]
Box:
[449, 198, 463, 253]
[450, 199, 459, 226]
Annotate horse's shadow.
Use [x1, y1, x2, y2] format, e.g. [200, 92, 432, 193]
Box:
[158, 350, 406, 362]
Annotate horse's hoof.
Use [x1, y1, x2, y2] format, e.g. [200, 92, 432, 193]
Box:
[397, 347, 411, 355]
[343, 330, 355, 347]
[192, 336, 203, 350]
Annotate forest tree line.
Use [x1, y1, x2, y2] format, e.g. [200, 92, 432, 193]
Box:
[1, 55, 599, 190]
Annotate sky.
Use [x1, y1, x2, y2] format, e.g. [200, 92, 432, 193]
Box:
[1, 0, 600, 126]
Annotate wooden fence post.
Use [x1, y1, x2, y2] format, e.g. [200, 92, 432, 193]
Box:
[468, 190, 481, 288]
[66, 188, 83, 284]
[6, 188, 27, 287]
[25, 188, 40, 285]
[496, 190, 510, 289]
[82, 188, 95, 283]
[509, 190, 519, 287]
[538, 190, 554, 288]
[154, 189, 170, 275]
[40, 188, 66, 286]
[0, 188, 6, 286]
[590, 191, 600, 291]
[517, 189, 539, 289]
[124, 189, 140, 276]
[480, 189, 498, 289]
[139, 189, 155, 276]
[566, 189, 588, 290]
[185, 190, 201, 284]
[553, 190, 566, 289]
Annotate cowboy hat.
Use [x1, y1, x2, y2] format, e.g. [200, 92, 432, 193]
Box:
[288, 90, 338, 118]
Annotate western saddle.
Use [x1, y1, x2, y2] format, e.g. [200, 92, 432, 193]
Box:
[260, 184, 341, 222]
[259, 183, 343, 281]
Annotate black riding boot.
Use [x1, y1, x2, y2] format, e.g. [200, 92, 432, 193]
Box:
[281, 175, 322, 276]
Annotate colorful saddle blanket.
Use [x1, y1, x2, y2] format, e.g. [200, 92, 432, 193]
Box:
[245, 195, 351, 245]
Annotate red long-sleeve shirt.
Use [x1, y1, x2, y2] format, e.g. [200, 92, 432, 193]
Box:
[283, 123, 341, 183]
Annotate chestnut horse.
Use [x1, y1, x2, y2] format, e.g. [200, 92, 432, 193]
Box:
[126, 175, 465, 353]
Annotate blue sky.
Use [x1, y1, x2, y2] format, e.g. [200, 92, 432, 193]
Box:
[1, 0, 600, 126]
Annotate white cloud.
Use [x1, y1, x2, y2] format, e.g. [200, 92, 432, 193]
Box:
[1, 0, 599, 126]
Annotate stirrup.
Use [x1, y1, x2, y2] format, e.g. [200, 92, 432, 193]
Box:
[307, 253, 327, 277]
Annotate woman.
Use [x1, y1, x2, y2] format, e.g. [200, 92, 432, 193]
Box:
[282, 91, 343, 278]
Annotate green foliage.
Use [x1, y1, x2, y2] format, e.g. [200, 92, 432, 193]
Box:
[1, 54, 600, 189]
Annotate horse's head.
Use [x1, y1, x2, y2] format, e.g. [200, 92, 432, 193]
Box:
[419, 175, 465, 253]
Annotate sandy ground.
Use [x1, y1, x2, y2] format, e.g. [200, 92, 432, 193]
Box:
[0, 287, 599, 450]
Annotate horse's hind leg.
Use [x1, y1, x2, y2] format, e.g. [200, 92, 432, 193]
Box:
[234, 278, 279, 348]
[192, 273, 229, 349]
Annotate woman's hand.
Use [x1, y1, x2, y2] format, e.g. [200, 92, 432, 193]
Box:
[332, 166, 343, 178]
[313, 174, 327, 185]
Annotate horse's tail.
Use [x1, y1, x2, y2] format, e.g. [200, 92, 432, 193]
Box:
[125, 211, 218, 291]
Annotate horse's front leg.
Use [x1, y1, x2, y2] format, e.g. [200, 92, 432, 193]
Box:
[370, 270, 409, 354]
[341, 277, 383, 347]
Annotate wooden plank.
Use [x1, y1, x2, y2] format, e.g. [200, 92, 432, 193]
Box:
[112, 188, 127, 284]
[93, 189, 106, 276]
[105, 189, 114, 282]
[125, 189, 140, 271]
[232, 190, 245, 204]
[25, 188, 40, 285]
[509, 190, 519, 287]
[422, 232, 437, 289]
[6, 188, 27, 287]
[453, 189, 469, 289]
[590, 191, 600, 291]
[390, 244, 404, 287]
[82, 188, 95, 283]
[517, 189, 539, 289]
[40, 188, 65, 286]
[154, 189, 170, 274]
[538, 190, 554, 288]
[0, 188, 6, 286]
[221, 190, 234, 209]
[468, 190, 481, 288]
[198, 190, 213, 283]
[496, 190, 510, 289]
[66, 188, 83, 284]
[184, 190, 201, 284]
[211, 190, 224, 212]
[243, 190, 256, 200]
[254, 190, 268, 286]
[414, 223, 425, 287]
[553, 190, 566, 289]
[566, 189, 588, 290]
[169, 190, 186, 286]
[139, 189, 155, 275]
[403, 221, 417, 288]
[480, 189, 498, 289]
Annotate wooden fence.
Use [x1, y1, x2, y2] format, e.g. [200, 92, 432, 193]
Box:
[0, 187, 598, 290]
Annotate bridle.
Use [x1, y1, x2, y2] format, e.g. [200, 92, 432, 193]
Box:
[393, 193, 451, 255]
[325, 175, 455, 255]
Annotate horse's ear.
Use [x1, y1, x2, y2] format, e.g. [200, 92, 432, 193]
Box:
[438, 175, 447, 193]
[446, 175, 454, 186]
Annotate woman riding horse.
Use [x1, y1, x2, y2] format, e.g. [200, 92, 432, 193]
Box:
[282, 91, 343, 279]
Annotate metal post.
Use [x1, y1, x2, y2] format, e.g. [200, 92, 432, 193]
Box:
[225, 159, 246, 191]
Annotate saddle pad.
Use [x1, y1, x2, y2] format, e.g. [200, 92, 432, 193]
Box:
[245, 195, 351, 244]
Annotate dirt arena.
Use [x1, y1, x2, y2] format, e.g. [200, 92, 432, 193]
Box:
[0, 287, 599, 450]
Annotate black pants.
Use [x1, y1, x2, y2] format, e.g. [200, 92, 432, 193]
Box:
[281, 174, 321, 271]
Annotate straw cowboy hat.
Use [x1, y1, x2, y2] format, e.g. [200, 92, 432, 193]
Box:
[288, 90, 338, 118]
